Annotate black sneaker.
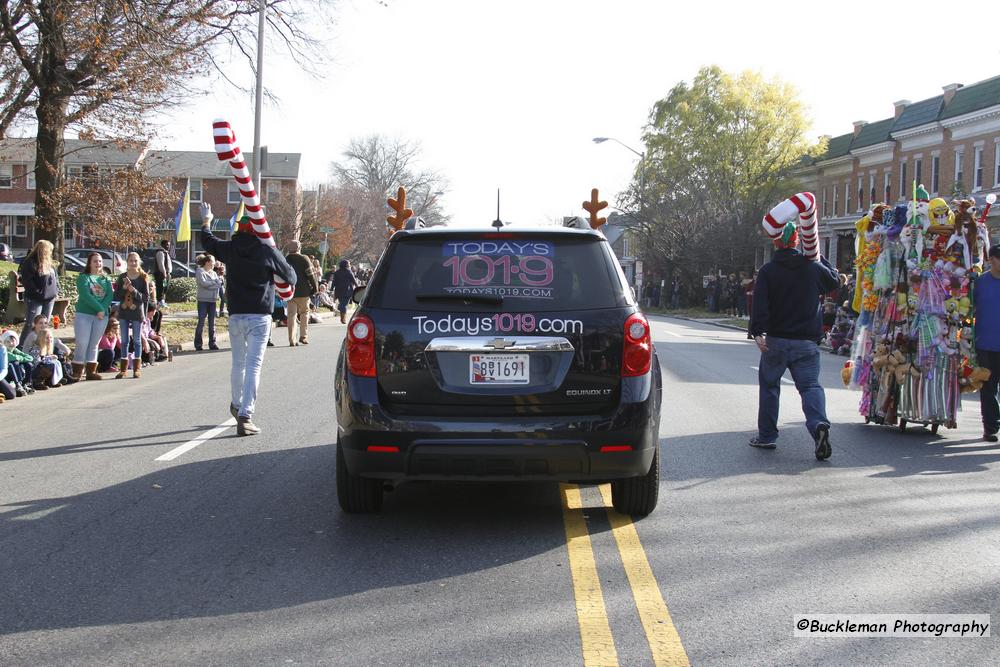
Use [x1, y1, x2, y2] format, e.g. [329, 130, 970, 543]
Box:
[209, 343, 220, 350]
[814, 423, 832, 460]
[237, 416, 261, 436]
[230, 403, 239, 418]
[748, 437, 776, 449]
[984, 432, 999, 443]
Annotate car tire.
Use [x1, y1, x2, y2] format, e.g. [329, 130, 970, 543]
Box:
[336, 439, 383, 513]
[610, 446, 659, 517]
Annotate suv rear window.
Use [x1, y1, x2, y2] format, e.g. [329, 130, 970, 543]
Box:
[367, 234, 628, 312]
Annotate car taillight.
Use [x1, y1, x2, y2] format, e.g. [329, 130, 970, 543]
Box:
[621, 312, 651, 377]
[347, 314, 376, 377]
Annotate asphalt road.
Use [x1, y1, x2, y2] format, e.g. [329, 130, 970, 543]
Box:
[1, 315, 997, 666]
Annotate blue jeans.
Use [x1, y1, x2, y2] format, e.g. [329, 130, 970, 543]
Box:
[977, 348, 1000, 435]
[195, 301, 217, 349]
[757, 337, 829, 443]
[20, 298, 54, 345]
[336, 296, 350, 314]
[228, 314, 271, 418]
[120, 319, 143, 365]
[73, 312, 108, 363]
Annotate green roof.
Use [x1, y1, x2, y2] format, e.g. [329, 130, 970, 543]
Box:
[852, 117, 894, 149]
[892, 95, 943, 132]
[940, 76, 1000, 119]
[821, 133, 853, 160]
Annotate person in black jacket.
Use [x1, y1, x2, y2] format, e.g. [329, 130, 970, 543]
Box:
[200, 204, 296, 436]
[332, 259, 358, 324]
[748, 222, 841, 460]
[17, 240, 59, 346]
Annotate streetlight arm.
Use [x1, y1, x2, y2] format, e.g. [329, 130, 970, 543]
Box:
[593, 136, 644, 159]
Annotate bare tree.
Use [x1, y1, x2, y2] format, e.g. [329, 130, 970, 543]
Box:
[0, 0, 329, 268]
[51, 167, 176, 249]
[330, 135, 449, 263]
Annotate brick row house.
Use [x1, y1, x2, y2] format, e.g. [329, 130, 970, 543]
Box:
[0, 138, 301, 261]
[795, 76, 1000, 272]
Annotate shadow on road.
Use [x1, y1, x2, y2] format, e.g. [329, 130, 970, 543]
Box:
[662, 423, 1000, 482]
[0, 426, 222, 462]
[0, 444, 579, 636]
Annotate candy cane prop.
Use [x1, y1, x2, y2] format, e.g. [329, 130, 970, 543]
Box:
[761, 192, 819, 261]
[212, 119, 294, 300]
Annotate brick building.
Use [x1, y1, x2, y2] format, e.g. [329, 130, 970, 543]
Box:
[0, 139, 301, 260]
[795, 75, 1000, 272]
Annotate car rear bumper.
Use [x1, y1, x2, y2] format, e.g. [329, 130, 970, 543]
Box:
[336, 373, 660, 482]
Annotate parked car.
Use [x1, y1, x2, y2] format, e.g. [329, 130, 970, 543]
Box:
[12, 252, 107, 274]
[65, 248, 125, 274]
[140, 248, 196, 279]
[334, 221, 663, 515]
[0, 243, 11, 262]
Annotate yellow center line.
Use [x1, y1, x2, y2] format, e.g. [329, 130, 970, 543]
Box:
[598, 484, 690, 667]
[560, 483, 619, 667]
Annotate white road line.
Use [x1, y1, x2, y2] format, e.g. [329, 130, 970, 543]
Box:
[750, 366, 795, 386]
[662, 329, 683, 338]
[155, 418, 237, 462]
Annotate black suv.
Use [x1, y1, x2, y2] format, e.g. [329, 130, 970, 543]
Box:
[334, 225, 662, 514]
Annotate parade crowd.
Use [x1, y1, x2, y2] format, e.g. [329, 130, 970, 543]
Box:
[0, 237, 362, 407]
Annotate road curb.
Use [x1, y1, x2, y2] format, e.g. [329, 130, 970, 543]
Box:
[650, 313, 749, 334]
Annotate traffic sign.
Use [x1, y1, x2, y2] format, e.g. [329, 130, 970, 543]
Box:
[319, 226, 337, 233]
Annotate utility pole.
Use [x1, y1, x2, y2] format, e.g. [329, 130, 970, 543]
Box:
[251, 0, 266, 187]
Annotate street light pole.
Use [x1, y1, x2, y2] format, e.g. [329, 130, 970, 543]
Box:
[593, 136, 649, 298]
[251, 0, 266, 188]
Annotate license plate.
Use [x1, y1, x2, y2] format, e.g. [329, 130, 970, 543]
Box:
[470, 354, 529, 384]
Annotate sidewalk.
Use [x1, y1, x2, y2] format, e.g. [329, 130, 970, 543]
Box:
[46, 308, 345, 353]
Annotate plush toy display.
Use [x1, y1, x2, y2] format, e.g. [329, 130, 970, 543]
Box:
[846, 183, 986, 432]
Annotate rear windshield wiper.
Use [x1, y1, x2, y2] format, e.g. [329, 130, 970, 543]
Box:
[416, 293, 504, 305]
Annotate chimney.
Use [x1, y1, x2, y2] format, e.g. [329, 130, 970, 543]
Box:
[893, 99, 911, 119]
[852, 120, 868, 137]
[942, 83, 962, 105]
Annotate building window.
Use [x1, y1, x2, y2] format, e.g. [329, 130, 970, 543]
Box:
[845, 182, 851, 216]
[869, 174, 876, 206]
[995, 142, 1000, 186]
[974, 147, 983, 191]
[66, 165, 83, 181]
[856, 176, 863, 212]
[833, 184, 839, 216]
[822, 187, 828, 217]
[188, 178, 203, 203]
[266, 179, 281, 204]
[954, 148, 964, 189]
[931, 156, 940, 194]
[228, 180, 241, 204]
[884, 172, 891, 202]
[0, 163, 11, 188]
[915, 158, 923, 188]
[900, 160, 907, 197]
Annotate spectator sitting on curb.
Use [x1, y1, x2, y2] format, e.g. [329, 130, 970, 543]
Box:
[1, 330, 35, 396]
[21, 314, 75, 385]
[27, 327, 64, 390]
[97, 319, 121, 373]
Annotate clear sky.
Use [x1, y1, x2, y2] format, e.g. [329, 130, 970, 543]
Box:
[155, 0, 1000, 227]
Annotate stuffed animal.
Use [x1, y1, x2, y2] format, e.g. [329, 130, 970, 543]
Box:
[959, 366, 992, 393]
[841, 360, 853, 387]
[927, 197, 955, 234]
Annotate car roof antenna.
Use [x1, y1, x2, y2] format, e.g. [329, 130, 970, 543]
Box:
[492, 189, 504, 229]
